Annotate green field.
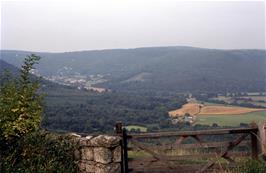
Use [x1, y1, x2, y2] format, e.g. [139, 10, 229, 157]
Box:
[126, 125, 148, 132]
[196, 111, 266, 126]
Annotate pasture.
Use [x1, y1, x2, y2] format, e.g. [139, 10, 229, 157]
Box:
[126, 125, 148, 132]
[196, 111, 266, 126]
[209, 95, 266, 107]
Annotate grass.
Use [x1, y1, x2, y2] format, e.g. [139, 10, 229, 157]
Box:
[196, 111, 266, 126]
[127, 146, 251, 171]
[126, 125, 148, 132]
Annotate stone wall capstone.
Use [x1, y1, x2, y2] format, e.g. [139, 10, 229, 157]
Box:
[73, 135, 122, 173]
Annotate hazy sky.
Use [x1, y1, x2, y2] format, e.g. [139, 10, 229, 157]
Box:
[1, 0, 265, 52]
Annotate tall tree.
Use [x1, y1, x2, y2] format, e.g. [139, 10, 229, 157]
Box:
[0, 54, 43, 140]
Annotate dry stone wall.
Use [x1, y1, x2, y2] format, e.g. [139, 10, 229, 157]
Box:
[73, 135, 122, 173]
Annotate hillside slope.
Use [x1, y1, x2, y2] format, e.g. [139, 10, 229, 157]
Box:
[0, 59, 83, 96]
[1, 47, 265, 93]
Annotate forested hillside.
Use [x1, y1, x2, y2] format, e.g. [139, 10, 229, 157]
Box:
[0, 59, 18, 74]
[0, 59, 78, 93]
[1, 59, 186, 133]
[43, 92, 186, 133]
[1, 47, 265, 93]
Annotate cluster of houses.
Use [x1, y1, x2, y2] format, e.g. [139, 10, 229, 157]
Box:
[171, 113, 196, 125]
[170, 96, 203, 125]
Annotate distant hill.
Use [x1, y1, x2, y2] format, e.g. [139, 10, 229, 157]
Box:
[1, 46, 265, 93]
[0, 59, 83, 96]
[0, 59, 20, 84]
[0, 59, 19, 74]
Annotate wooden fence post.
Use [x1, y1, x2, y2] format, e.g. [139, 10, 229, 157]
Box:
[122, 128, 129, 173]
[115, 122, 124, 173]
[116, 122, 123, 134]
[258, 121, 266, 155]
[250, 123, 259, 159]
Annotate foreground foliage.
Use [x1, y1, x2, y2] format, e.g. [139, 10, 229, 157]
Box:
[0, 54, 43, 140]
[0, 55, 77, 172]
[0, 130, 77, 173]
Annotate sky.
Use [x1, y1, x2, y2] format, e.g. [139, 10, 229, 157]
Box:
[0, 0, 265, 52]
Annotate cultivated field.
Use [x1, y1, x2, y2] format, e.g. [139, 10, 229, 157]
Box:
[199, 105, 265, 115]
[169, 102, 266, 126]
[169, 103, 265, 117]
[168, 103, 204, 117]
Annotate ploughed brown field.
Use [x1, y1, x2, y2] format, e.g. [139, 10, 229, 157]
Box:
[168, 103, 266, 117]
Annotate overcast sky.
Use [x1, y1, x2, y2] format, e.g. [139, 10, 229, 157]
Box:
[0, 0, 265, 52]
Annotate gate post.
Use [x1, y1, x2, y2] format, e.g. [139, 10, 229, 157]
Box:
[115, 122, 124, 173]
[258, 121, 266, 156]
[250, 123, 259, 159]
[122, 128, 129, 173]
[115, 122, 129, 173]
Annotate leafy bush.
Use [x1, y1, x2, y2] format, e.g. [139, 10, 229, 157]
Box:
[0, 130, 77, 173]
[0, 55, 77, 172]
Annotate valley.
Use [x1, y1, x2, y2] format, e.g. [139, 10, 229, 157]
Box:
[2, 47, 266, 93]
[1, 47, 266, 133]
[168, 95, 266, 126]
[2, 2, 266, 172]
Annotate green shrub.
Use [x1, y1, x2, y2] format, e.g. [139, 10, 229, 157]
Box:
[0, 130, 77, 173]
[0, 55, 77, 172]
